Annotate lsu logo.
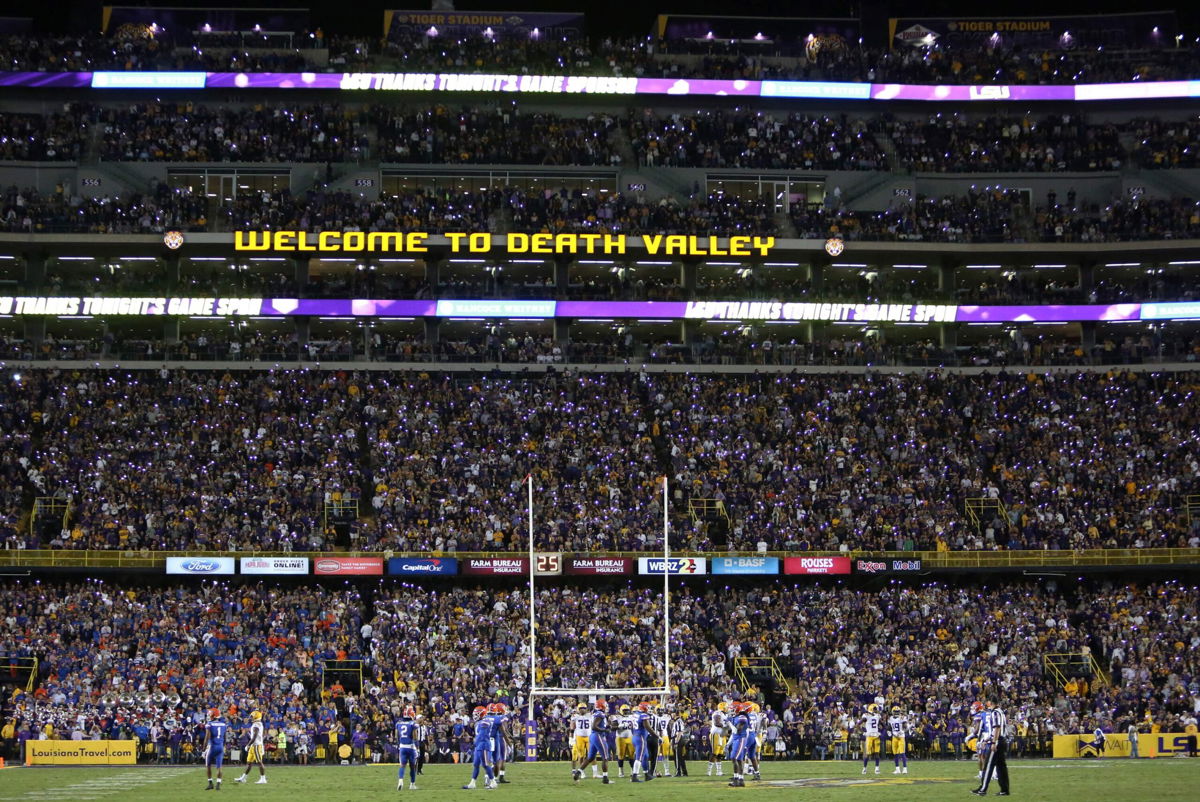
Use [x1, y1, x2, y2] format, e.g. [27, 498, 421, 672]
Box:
[969, 86, 1011, 100]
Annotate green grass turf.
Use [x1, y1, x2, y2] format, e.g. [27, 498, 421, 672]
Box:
[1, 758, 1198, 801]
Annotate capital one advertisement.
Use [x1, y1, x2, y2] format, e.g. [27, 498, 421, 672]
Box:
[783, 556, 852, 575]
[387, 557, 458, 576]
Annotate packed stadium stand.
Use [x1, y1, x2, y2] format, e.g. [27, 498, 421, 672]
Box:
[0, 3, 1198, 775]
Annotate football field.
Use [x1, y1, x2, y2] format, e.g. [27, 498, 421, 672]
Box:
[1, 759, 1197, 801]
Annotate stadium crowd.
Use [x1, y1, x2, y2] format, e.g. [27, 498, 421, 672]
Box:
[2, 104, 1198, 176]
[1, 578, 1196, 764]
[626, 111, 888, 171]
[1, 369, 1198, 554]
[373, 106, 620, 166]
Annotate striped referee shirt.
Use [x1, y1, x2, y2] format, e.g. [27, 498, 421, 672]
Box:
[989, 708, 1008, 740]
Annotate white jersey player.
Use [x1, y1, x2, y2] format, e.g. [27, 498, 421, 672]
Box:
[888, 706, 909, 774]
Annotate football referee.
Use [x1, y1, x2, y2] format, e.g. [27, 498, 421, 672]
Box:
[973, 702, 1009, 797]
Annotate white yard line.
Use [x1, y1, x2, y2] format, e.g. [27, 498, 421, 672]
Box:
[0, 768, 193, 801]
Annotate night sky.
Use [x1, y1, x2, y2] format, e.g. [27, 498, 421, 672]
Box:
[7, 0, 1196, 40]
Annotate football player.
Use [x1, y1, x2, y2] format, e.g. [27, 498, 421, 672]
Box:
[726, 702, 749, 787]
[744, 702, 762, 780]
[489, 703, 511, 784]
[462, 706, 496, 790]
[630, 702, 653, 782]
[395, 706, 419, 790]
[203, 708, 227, 791]
[888, 705, 909, 775]
[234, 710, 267, 785]
[970, 701, 990, 783]
[707, 700, 729, 776]
[571, 703, 591, 774]
[615, 704, 634, 778]
[860, 703, 882, 775]
[573, 699, 611, 784]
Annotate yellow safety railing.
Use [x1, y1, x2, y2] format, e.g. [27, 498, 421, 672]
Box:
[30, 497, 71, 537]
[965, 497, 1009, 531]
[0, 656, 38, 693]
[733, 656, 788, 693]
[0, 547, 1198, 570]
[1186, 495, 1200, 526]
[688, 498, 729, 525]
[1044, 652, 1110, 690]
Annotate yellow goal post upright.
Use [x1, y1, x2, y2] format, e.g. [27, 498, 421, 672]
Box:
[524, 473, 673, 759]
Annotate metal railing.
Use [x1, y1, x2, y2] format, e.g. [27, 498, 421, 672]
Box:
[733, 656, 788, 693]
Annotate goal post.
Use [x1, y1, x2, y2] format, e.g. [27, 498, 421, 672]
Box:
[524, 474, 673, 756]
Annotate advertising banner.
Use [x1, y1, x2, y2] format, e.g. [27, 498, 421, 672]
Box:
[12, 69, 1200, 103]
[1052, 732, 1197, 758]
[955, 304, 1140, 323]
[387, 557, 458, 576]
[533, 553, 563, 576]
[855, 558, 923, 574]
[783, 556, 852, 575]
[239, 556, 309, 575]
[26, 740, 137, 765]
[712, 557, 780, 575]
[888, 12, 1177, 51]
[565, 557, 634, 575]
[312, 557, 383, 575]
[461, 557, 530, 576]
[385, 10, 585, 42]
[165, 557, 235, 576]
[524, 720, 538, 762]
[637, 557, 707, 575]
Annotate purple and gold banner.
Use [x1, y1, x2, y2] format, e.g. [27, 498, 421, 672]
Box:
[0, 72, 92, 88]
[955, 304, 1141, 323]
[6, 296, 1199, 322]
[0, 69, 1194, 102]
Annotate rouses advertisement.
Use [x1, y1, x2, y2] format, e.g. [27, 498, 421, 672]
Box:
[462, 558, 530, 576]
[565, 557, 634, 575]
[855, 559, 923, 574]
[240, 557, 310, 575]
[313, 557, 383, 575]
[637, 557, 708, 575]
[387, 557, 458, 576]
[166, 557, 235, 575]
[712, 557, 780, 575]
[783, 556, 852, 575]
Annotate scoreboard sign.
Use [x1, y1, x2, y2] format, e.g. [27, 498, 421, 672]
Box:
[533, 553, 562, 576]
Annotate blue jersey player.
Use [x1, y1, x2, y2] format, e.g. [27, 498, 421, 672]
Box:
[463, 706, 496, 790]
[573, 699, 612, 784]
[630, 702, 653, 783]
[488, 703, 512, 784]
[204, 709, 227, 791]
[726, 702, 750, 788]
[396, 706, 419, 791]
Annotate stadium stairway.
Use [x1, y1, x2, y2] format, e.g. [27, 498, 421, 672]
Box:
[608, 125, 638, 168]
